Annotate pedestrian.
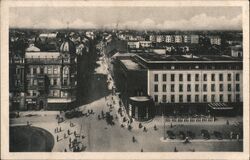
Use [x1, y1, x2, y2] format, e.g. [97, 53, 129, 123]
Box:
[74, 131, 76, 136]
[59, 127, 62, 132]
[68, 129, 70, 135]
[55, 128, 57, 133]
[69, 143, 71, 149]
[57, 135, 59, 142]
[82, 135, 85, 139]
[69, 137, 71, 143]
[64, 148, 67, 152]
[226, 120, 229, 125]
[174, 147, 178, 152]
[64, 133, 67, 139]
[141, 148, 143, 152]
[237, 134, 240, 141]
[27, 121, 29, 126]
[171, 123, 173, 128]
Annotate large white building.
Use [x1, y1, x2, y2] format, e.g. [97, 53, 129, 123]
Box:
[135, 53, 243, 105]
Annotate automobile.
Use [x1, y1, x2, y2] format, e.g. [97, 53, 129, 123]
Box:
[179, 131, 186, 140]
[201, 129, 210, 140]
[166, 130, 176, 139]
[213, 131, 223, 140]
[187, 131, 195, 139]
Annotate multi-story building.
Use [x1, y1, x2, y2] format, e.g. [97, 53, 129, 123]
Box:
[127, 41, 140, 49]
[19, 38, 77, 110]
[174, 35, 183, 43]
[139, 41, 152, 48]
[113, 52, 243, 120]
[209, 36, 221, 45]
[183, 35, 191, 43]
[165, 35, 174, 43]
[156, 35, 164, 43]
[190, 35, 199, 44]
[149, 35, 156, 42]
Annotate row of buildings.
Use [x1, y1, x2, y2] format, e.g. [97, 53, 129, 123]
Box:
[117, 33, 221, 45]
[112, 52, 243, 121]
[9, 32, 91, 111]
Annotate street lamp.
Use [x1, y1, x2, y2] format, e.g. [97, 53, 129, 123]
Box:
[161, 101, 166, 140]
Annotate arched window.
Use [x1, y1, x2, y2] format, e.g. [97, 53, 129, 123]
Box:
[63, 66, 69, 74]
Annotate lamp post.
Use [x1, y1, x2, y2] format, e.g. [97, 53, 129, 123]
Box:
[161, 102, 166, 140]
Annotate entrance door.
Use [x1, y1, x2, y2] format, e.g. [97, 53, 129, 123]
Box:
[39, 101, 44, 110]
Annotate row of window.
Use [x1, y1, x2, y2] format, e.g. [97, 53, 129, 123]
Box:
[154, 94, 241, 103]
[27, 78, 69, 86]
[154, 84, 241, 92]
[27, 66, 69, 75]
[154, 73, 240, 82]
[27, 90, 69, 97]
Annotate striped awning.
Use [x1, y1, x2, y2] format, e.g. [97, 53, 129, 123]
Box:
[208, 103, 233, 110]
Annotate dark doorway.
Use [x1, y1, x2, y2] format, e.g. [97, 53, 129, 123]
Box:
[39, 101, 44, 110]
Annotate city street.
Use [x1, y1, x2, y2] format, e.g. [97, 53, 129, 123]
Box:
[10, 53, 243, 152]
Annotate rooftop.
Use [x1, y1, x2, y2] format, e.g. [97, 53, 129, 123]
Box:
[136, 52, 242, 63]
[120, 59, 143, 70]
[25, 52, 60, 59]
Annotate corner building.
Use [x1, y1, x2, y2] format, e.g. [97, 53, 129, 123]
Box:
[136, 53, 243, 116]
[25, 39, 77, 110]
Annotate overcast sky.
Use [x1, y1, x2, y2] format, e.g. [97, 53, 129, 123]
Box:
[10, 7, 242, 30]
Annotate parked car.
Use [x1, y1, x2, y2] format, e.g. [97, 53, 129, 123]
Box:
[201, 129, 210, 140]
[213, 131, 223, 140]
[179, 131, 186, 140]
[187, 131, 195, 139]
[167, 130, 176, 139]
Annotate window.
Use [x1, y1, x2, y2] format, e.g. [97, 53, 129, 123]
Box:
[203, 95, 207, 102]
[171, 74, 175, 81]
[154, 74, 158, 82]
[203, 84, 207, 92]
[203, 74, 207, 81]
[33, 68, 37, 74]
[187, 74, 191, 81]
[195, 84, 199, 92]
[219, 94, 223, 102]
[48, 67, 52, 74]
[53, 79, 57, 85]
[27, 68, 31, 74]
[226, 84, 231, 91]
[219, 74, 223, 81]
[179, 84, 183, 92]
[236, 94, 240, 102]
[154, 84, 158, 92]
[171, 84, 175, 92]
[53, 67, 58, 74]
[154, 95, 158, 102]
[219, 84, 223, 92]
[236, 84, 240, 92]
[179, 74, 183, 81]
[211, 95, 215, 102]
[187, 84, 191, 92]
[195, 95, 199, 102]
[64, 67, 69, 74]
[40, 68, 44, 74]
[63, 79, 68, 85]
[228, 94, 232, 102]
[211, 84, 215, 92]
[162, 95, 167, 102]
[162, 84, 166, 92]
[227, 74, 231, 81]
[162, 74, 167, 81]
[179, 95, 183, 102]
[33, 79, 37, 85]
[187, 95, 191, 102]
[171, 95, 175, 103]
[211, 74, 215, 81]
[195, 74, 199, 81]
[33, 91, 36, 96]
[236, 74, 240, 81]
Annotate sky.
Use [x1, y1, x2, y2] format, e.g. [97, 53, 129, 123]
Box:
[9, 7, 242, 30]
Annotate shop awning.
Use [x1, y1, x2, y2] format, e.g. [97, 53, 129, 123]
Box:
[208, 103, 233, 110]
